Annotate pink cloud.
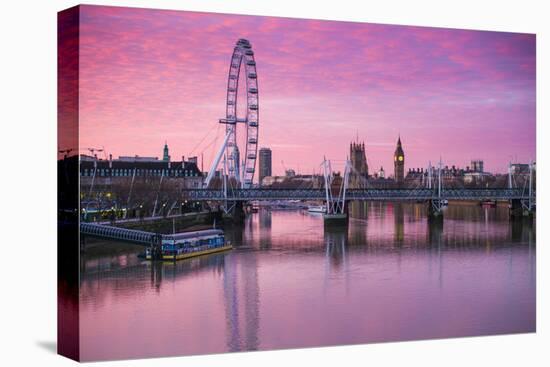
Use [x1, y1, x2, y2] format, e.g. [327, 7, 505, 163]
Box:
[73, 5, 535, 176]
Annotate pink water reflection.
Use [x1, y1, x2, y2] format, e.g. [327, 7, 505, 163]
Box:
[79, 204, 535, 361]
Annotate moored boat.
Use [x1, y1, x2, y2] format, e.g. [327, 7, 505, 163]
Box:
[144, 229, 232, 261]
[308, 205, 327, 213]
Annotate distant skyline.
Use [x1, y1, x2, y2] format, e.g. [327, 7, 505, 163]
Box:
[75, 5, 536, 175]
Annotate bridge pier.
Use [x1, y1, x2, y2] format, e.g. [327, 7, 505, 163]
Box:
[222, 201, 246, 223]
[234, 202, 246, 221]
[323, 199, 349, 228]
[509, 199, 521, 218]
[323, 213, 348, 227]
[509, 199, 535, 219]
[427, 199, 444, 223]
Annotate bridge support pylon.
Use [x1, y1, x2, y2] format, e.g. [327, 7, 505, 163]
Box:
[427, 159, 445, 223]
[322, 158, 351, 229]
[323, 212, 349, 227]
[233, 201, 246, 222]
[508, 160, 535, 220]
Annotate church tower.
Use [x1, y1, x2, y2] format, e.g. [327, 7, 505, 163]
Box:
[350, 140, 368, 188]
[163, 141, 170, 162]
[394, 136, 405, 186]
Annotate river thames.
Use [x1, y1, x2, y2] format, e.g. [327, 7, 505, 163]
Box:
[79, 203, 535, 361]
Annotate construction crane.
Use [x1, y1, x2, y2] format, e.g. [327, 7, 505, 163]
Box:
[87, 147, 103, 159]
[58, 148, 74, 158]
[281, 160, 287, 173]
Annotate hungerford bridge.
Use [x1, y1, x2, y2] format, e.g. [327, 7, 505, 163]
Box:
[181, 38, 535, 224]
[188, 158, 536, 224]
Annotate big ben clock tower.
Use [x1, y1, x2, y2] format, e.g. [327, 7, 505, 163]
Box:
[394, 136, 405, 186]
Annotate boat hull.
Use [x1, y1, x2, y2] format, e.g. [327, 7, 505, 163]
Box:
[145, 244, 233, 261]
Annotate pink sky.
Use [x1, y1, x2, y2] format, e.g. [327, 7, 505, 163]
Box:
[76, 5, 535, 176]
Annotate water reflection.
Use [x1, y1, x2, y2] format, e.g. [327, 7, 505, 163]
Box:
[394, 203, 404, 246]
[79, 203, 536, 361]
[150, 261, 163, 291]
[258, 208, 272, 250]
[222, 251, 240, 352]
[222, 249, 260, 352]
[427, 219, 444, 248]
[324, 226, 348, 272]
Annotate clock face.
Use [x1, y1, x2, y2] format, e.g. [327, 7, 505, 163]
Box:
[398, 155, 404, 162]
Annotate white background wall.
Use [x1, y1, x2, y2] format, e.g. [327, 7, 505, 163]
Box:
[0, 0, 548, 366]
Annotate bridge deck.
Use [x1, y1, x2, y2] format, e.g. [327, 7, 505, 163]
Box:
[182, 188, 533, 201]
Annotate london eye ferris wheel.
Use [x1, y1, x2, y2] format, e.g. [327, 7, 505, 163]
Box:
[218, 38, 259, 189]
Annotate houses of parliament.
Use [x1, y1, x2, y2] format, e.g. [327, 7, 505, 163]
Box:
[350, 136, 405, 187]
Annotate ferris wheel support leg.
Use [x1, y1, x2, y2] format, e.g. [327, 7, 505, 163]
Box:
[204, 130, 233, 188]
